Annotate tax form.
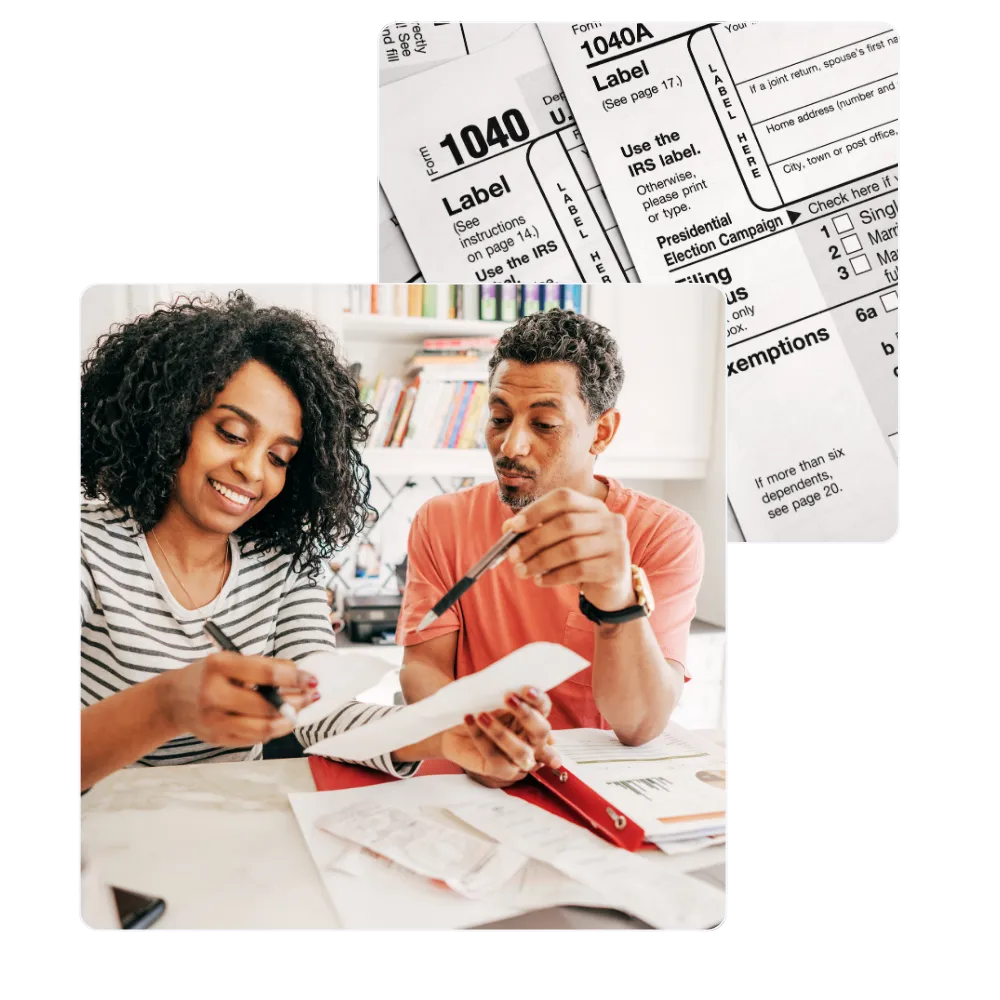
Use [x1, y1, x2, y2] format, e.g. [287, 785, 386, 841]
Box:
[379, 25, 636, 285]
[378, 22, 525, 282]
[539, 22, 899, 540]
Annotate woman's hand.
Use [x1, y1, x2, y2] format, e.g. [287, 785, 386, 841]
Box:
[440, 686, 561, 788]
[157, 651, 318, 747]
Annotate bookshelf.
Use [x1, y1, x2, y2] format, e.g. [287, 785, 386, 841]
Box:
[337, 282, 716, 483]
[362, 447, 708, 480]
[341, 314, 510, 341]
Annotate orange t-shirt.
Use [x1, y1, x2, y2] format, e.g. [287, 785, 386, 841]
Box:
[397, 477, 704, 730]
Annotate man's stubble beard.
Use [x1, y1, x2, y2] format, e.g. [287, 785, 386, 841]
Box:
[497, 485, 536, 510]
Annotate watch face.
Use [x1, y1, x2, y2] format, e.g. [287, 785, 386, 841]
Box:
[634, 566, 655, 614]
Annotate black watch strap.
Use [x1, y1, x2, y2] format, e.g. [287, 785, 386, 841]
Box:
[578, 591, 648, 625]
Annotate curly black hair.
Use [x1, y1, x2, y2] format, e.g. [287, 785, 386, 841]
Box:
[487, 307, 625, 420]
[81, 290, 376, 577]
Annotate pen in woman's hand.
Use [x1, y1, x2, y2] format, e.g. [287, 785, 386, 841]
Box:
[203, 620, 298, 723]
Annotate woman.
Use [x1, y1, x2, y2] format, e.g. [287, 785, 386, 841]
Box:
[80, 291, 556, 791]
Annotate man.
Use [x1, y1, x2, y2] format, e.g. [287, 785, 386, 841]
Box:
[398, 308, 703, 776]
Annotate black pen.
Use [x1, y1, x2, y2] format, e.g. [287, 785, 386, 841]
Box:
[416, 530, 526, 631]
[203, 620, 298, 723]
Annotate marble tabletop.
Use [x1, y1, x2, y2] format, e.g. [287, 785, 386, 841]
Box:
[82, 743, 724, 930]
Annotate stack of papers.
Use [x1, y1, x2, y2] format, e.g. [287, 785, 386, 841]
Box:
[289, 775, 723, 929]
[553, 726, 726, 854]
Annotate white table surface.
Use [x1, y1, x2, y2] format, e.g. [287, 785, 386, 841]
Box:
[82, 740, 724, 930]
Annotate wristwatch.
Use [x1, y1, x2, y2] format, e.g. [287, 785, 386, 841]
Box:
[578, 565, 655, 625]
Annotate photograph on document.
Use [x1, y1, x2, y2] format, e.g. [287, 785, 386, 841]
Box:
[378, 21, 898, 542]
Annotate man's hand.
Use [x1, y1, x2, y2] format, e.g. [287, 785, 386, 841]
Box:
[440, 686, 561, 788]
[502, 487, 634, 612]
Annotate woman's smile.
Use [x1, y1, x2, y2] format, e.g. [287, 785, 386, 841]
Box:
[207, 477, 257, 512]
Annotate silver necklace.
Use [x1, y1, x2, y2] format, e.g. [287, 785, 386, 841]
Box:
[149, 528, 231, 619]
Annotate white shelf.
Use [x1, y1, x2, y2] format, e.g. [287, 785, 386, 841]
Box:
[340, 314, 510, 342]
[363, 448, 707, 480]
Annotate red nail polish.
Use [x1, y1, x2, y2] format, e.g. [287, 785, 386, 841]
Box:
[464, 714, 475, 726]
[505, 694, 520, 709]
[527, 687, 541, 700]
[311, 691, 321, 702]
[477, 712, 492, 727]
[307, 676, 319, 688]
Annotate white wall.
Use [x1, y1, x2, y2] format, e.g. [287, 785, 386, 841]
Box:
[648, 344, 727, 627]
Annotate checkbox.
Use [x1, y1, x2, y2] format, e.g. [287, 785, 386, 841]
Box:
[841, 233, 863, 254]
[833, 213, 854, 234]
[880, 291, 898, 312]
[850, 253, 872, 275]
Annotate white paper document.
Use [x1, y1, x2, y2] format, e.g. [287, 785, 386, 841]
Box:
[378, 22, 526, 282]
[304, 642, 587, 760]
[379, 25, 636, 285]
[450, 795, 723, 928]
[316, 800, 528, 898]
[292, 652, 395, 728]
[538, 22, 899, 540]
[553, 726, 726, 842]
[289, 776, 608, 928]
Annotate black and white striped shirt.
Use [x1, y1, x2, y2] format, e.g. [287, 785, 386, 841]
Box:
[80, 503, 415, 776]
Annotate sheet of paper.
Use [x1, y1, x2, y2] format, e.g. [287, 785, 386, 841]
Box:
[656, 835, 726, 857]
[289, 775, 607, 928]
[539, 21, 899, 540]
[292, 651, 395, 728]
[379, 25, 636, 285]
[449, 795, 723, 928]
[553, 725, 726, 841]
[304, 641, 587, 760]
[378, 23, 526, 282]
[316, 800, 528, 898]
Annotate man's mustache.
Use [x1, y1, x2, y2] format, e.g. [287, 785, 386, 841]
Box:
[495, 458, 535, 478]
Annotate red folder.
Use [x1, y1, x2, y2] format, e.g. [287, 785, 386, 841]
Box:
[308, 755, 646, 852]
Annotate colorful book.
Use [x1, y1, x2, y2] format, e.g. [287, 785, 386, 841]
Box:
[435, 383, 466, 448]
[457, 383, 487, 449]
[390, 385, 418, 447]
[382, 386, 406, 448]
[562, 285, 583, 312]
[421, 285, 438, 318]
[522, 285, 541, 316]
[480, 285, 498, 321]
[542, 284, 562, 311]
[407, 285, 423, 317]
[446, 381, 477, 449]
[500, 285, 517, 322]
[435, 285, 455, 319]
[370, 377, 402, 445]
[422, 337, 498, 353]
[402, 378, 437, 449]
[369, 285, 378, 314]
[460, 284, 480, 321]
[423, 381, 458, 449]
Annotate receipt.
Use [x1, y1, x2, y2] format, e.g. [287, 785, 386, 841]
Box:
[379, 25, 635, 285]
[316, 801, 527, 898]
[539, 21, 899, 540]
[292, 651, 394, 728]
[304, 642, 587, 761]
